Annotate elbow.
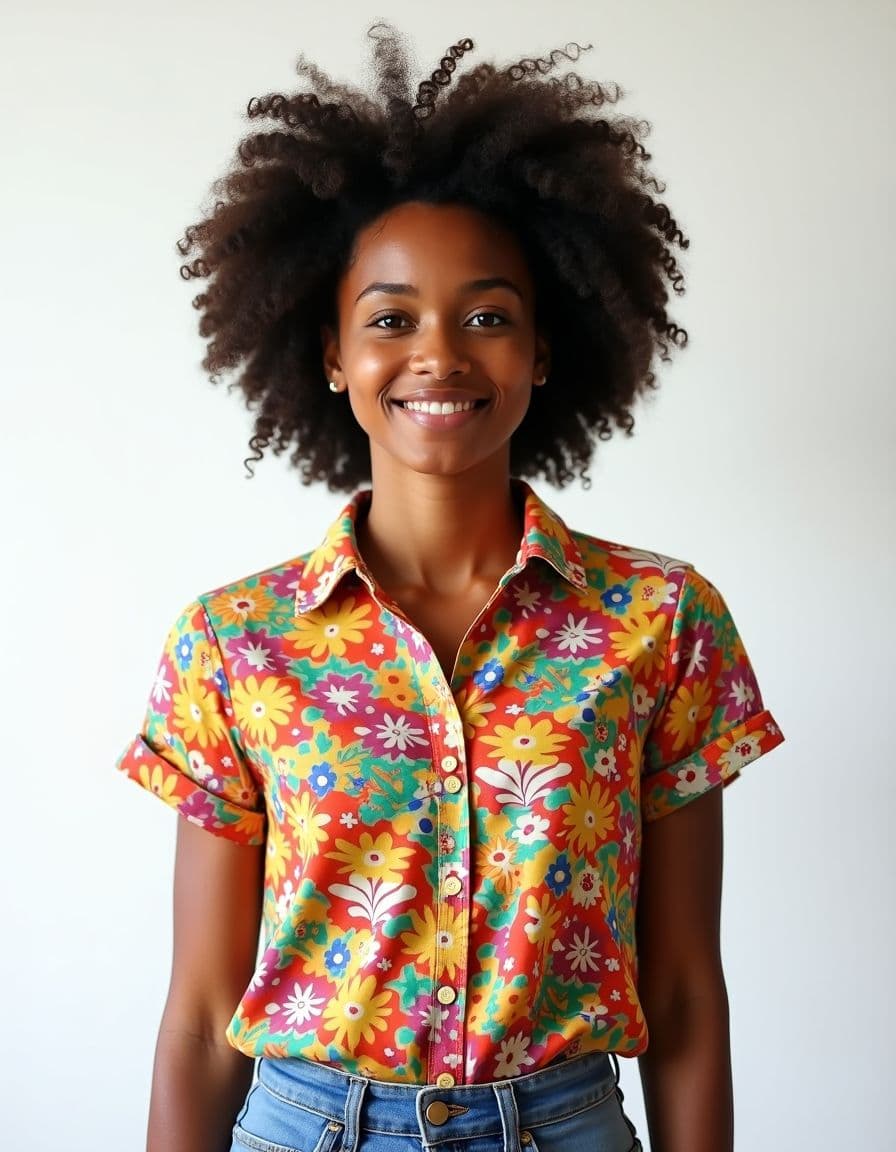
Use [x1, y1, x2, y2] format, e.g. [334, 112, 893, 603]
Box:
[639, 961, 730, 1060]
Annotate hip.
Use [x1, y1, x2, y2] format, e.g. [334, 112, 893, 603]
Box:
[230, 1048, 641, 1152]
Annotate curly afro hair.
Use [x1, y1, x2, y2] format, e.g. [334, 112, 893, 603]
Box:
[178, 23, 690, 491]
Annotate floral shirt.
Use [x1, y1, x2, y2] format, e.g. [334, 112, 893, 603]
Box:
[116, 480, 784, 1085]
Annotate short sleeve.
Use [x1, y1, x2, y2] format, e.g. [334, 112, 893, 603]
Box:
[640, 567, 785, 822]
[115, 598, 266, 845]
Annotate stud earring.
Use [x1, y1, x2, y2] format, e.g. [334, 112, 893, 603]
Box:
[328, 380, 340, 393]
[534, 374, 547, 387]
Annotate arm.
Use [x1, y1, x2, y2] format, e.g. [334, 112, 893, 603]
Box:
[147, 817, 265, 1152]
[636, 786, 733, 1152]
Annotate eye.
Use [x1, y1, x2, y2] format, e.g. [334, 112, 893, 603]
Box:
[370, 313, 411, 330]
[467, 312, 507, 328]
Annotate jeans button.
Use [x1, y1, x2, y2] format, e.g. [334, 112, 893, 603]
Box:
[425, 1100, 450, 1125]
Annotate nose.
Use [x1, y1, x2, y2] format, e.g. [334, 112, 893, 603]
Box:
[408, 322, 471, 380]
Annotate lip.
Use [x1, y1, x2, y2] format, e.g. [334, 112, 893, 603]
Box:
[390, 391, 490, 430]
[390, 388, 489, 405]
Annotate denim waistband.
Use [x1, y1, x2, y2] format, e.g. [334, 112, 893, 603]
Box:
[257, 1049, 620, 1146]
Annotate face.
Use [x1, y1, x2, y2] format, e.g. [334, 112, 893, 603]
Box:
[321, 200, 549, 483]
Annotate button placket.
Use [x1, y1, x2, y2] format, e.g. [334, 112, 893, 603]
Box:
[428, 694, 469, 1087]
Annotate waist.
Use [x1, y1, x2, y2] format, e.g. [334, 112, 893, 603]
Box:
[257, 1049, 619, 1140]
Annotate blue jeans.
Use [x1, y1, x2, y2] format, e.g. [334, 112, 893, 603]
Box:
[230, 1050, 642, 1152]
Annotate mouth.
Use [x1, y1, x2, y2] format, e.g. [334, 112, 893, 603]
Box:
[391, 398, 489, 415]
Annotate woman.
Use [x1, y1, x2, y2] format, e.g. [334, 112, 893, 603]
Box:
[117, 25, 785, 1152]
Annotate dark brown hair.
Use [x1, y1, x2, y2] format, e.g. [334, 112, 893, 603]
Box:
[178, 23, 689, 490]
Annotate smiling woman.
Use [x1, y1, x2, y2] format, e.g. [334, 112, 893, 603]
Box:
[323, 200, 546, 484]
[115, 21, 785, 1152]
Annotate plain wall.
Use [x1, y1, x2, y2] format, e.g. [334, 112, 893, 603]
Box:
[3, 1, 893, 1147]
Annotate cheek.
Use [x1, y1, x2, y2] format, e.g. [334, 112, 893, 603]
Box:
[342, 336, 402, 387]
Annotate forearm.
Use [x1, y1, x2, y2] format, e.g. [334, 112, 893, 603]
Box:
[637, 979, 733, 1152]
[147, 1024, 255, 1152]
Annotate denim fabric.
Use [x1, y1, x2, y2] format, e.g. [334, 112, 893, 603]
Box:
[230, 1050, 641, 1152]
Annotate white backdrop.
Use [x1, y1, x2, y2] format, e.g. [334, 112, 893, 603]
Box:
[3, 1, 893, 1147]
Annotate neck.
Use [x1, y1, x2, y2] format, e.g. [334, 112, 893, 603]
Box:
[357, 458, 523, 598]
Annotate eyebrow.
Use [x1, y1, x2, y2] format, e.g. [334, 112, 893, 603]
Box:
[354, 276, 524, 304]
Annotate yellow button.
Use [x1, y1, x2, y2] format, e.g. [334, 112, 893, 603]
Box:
[441, 754, 458, 771]
[425, 1100, 449, 1125]
[436, 1072, 456, 1089]
[442, 876, 462, 897]
[443, 775, 462, 794]
[436, 985, 457, 1005]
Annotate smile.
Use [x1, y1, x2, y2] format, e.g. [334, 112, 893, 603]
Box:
[394, 399, 486, 414]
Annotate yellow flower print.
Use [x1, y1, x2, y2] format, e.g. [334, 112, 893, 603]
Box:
[624, 965, 645, 1029]
[171, 678, 227, 747]
[207, 584, 277, 628]
[608, 615, 666, 676]
[629, 575, 670, 615]
[137, 764, 178, 803]
[287, 596, 372, 659]
[480, 716, 569, 765]
[562, 780, 615, 853]
[305, 523, 344, 576]
[400, 906, 469, 979]
[453, 685, 496, 741]
[231, 675, 295, 744]
[286, 792, 331, 860]
[325, 832, 415, 885]
[664, 680, 714, 753]
[523, 893, 562, 946]
[320, 974, 391, 1052]
[378, 662, 417, 710]
[265, 819, 292, 886]
[488, 977, 531, 1029]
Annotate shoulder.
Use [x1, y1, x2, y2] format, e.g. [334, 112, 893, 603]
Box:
[568, 525, 697, 599]
[192, 550, 316, 636]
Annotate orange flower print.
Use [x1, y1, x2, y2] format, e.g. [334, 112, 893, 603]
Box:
[208, 583, 277, 628]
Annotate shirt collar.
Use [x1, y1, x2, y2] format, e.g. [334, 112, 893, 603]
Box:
[293, 479, 587, 616]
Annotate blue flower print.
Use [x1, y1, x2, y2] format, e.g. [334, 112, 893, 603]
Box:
[473, 659, 505, 692]
[545, 853, 572, 897]
[600, 584, 632, 615]
[324, 937, 351, 978]
[174, 631, 194, 671]
[309, 762, 336, 797]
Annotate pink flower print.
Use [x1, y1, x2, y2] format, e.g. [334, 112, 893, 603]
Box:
[224, 628, 291, 677]
[719, 663, 761, 724]
[309, 671, 376, 718]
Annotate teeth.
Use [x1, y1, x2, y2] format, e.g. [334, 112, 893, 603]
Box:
[401, 400, 478, 414]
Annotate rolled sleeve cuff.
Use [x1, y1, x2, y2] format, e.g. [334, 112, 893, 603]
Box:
[641, 708, 785, 822]
[116, 735, 266, 846]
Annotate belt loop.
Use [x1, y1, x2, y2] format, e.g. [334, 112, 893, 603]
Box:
[493, 1080, 523, 1152]
[341, 1075, 366, 1152]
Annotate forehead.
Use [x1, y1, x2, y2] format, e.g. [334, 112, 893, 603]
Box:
[343, 201, 533, 288]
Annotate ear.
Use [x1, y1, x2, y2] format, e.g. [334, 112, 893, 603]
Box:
[534, 330, 551, 386]
[320, 322, 343, 387]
